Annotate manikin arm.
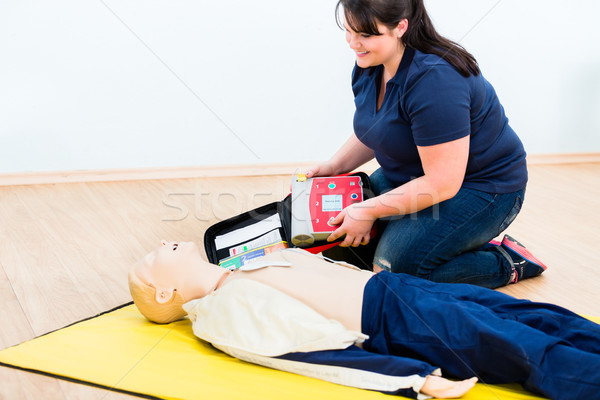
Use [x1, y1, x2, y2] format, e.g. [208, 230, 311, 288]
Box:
[421, 375, 477, 398]
[219, 343, 475, 399]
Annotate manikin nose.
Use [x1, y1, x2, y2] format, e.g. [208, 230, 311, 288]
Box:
[160, 240, 178, 250]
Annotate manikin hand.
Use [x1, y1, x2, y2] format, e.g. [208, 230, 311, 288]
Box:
[327, 203, 376, 247]
[420, 375, 478, 398]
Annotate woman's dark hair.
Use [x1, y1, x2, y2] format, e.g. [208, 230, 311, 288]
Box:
[335, 0, 480, 77]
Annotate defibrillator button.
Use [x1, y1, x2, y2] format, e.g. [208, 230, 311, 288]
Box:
[351, 193, 359, 200]
[328, 183, 336, 189]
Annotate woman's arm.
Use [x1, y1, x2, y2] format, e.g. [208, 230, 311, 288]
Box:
[327, 136, 469, 247]
[306, 133, 375, 178]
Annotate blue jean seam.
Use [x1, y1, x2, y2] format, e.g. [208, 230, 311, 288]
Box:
[412, 193, 511, 281]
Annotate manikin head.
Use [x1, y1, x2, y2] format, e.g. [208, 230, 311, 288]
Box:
[128, 240, 228, 324]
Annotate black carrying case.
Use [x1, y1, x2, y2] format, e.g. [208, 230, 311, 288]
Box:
[203, 172, 374, 267]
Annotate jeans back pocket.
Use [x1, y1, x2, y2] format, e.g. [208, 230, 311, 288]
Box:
[498, 193, 524, 234]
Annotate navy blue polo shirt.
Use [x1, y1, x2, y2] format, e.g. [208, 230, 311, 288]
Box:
[352, 48, 527, 194]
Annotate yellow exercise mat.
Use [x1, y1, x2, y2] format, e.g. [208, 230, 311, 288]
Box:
[2, 304, 591, 400]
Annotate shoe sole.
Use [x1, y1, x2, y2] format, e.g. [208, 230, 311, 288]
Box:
[502, 235, 548, 271]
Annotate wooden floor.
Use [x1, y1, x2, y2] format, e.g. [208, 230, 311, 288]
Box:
[1, 163, 599, 399]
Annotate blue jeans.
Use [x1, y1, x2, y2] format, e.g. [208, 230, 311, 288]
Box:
[370, 168, 525, 288]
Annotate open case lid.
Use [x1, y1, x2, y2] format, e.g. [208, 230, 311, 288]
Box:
[204, 196, 292, 267]
[203, 172, 373, 266]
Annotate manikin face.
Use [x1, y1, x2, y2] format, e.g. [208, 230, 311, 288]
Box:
[344, 18, 406, 70]
[135, 241, 206, 302]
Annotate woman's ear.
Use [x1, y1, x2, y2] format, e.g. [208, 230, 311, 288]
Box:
[396, 18, 409, 39]
[155, 288, 175, 304]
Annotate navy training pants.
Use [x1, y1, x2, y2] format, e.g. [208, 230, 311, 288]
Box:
[361, 271, 600, 399]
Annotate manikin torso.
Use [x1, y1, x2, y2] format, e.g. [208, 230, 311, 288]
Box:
[137, 242, 374, 333]
[221, 249, 374, 332]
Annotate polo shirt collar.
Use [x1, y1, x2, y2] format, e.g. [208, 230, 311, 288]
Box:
[389, 47, 415, 86]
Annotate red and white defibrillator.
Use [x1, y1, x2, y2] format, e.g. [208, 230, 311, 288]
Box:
[291, 174, 364, 247]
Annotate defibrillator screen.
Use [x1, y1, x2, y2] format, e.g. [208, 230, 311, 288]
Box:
[322, 194, 343, 212]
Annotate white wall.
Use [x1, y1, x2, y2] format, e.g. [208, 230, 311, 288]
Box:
[1, 0, 599, 174]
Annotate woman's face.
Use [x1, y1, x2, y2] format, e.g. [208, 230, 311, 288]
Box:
[344, 18, 404, 70]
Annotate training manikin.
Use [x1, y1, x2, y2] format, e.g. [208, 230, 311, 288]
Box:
[129, 241, 600, 400]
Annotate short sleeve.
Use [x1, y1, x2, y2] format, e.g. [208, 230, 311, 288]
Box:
[404, 66, 472, 146]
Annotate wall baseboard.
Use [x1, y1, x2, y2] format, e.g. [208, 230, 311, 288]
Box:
[525, 153, 600, 165]
[1, 154, 598, 187]
[0, 162, 324, 187]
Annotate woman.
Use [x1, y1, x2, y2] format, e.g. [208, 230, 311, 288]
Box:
[307, 0, 545, 288]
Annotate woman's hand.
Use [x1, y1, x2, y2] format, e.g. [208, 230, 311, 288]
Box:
[305, 163, 337, 178]
[306, 134, 375, 178]
[420, 375, 477, 398]
[326, 202, 376, 247]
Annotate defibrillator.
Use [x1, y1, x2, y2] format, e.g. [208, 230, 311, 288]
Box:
[291, 174, 364, 247]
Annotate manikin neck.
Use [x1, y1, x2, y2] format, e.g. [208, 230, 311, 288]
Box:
[213, 269, 234, 291]
[182, 264, 233, 301]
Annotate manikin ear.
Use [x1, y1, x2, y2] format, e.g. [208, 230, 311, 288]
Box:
[155, 287, 175, 304]
[395, 19, 409, 39]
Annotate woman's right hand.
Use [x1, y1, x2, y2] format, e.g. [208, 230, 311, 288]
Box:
[305, 163, 337, 178]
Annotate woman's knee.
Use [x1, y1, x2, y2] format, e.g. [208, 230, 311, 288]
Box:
[368, 168, 397, 196]
[373, 251, 429, 276]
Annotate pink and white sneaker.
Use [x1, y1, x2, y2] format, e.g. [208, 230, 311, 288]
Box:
[501, 235, 547, 282]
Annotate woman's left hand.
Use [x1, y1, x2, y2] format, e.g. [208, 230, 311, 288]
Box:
[327, 203, 376, 247]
